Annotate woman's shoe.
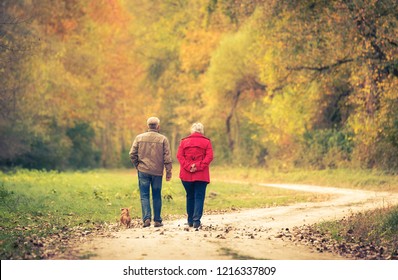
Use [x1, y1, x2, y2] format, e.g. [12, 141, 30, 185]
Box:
[154, 221, 163, 227]
[193, 222, 201, 229]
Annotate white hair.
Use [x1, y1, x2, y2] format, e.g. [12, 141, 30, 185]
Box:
[190, 122, 204, 134]
[147, 117, 160, 126]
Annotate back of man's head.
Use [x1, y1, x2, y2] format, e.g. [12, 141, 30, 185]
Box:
[147, 117, 160, 130]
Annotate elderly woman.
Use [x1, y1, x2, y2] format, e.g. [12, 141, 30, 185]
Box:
[177, 123, 214, 229]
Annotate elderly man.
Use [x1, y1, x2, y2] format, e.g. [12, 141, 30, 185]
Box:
[129, 117, 172, 227]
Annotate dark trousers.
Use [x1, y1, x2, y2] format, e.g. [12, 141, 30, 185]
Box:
[182, 180, 208, 226]
[138, 171, 163, 223]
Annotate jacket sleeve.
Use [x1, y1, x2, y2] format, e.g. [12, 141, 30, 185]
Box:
[195, 140, 213, 171]
[177, 140, 193, 172]
[163, 138, 173, 177]
[129, 138, 139, 168]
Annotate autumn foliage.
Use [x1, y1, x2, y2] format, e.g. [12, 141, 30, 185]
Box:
[0, 0, 397, 171]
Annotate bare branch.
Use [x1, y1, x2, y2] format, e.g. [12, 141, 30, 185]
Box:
[287, 58, 354, 73]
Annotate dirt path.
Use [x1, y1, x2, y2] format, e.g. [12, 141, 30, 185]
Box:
[77, 183, 398, 260]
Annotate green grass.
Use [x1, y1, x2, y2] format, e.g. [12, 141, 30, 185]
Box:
[0, 168, 327, 223]
[0, 168, 329, 259]
[313, 205, 398, 259]
[0, 166, 397, 259]
[211, 166, 398, 192]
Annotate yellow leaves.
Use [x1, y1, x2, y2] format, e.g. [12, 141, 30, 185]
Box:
[206, 24, 257, 98]
[260, 84, 317, 145]
[349, 114, 377, 137]
[180, 30, 221, 73]
[258, 46, 284, 89]
[3, 0, 397, 168]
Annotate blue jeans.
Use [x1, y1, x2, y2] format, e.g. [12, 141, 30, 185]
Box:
[182, 180, 208, 226]
[138, 171, 163, 223]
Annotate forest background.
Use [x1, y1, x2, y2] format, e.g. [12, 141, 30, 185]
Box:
[1, 0, 397, 172]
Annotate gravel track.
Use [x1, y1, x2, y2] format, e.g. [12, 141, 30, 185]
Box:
[76, 183, 398, 260]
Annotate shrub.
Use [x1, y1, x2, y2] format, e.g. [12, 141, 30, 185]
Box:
[297, 129, 354, 169]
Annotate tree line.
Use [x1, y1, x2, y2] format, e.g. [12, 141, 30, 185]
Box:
[0, 0, 397, 172]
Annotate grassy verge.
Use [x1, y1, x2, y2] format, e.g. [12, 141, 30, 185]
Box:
[1, 167, 397, 259]
[290, 205, 398, 259]
[0, 168, 328, 259]
[211, 166, 398, 192]
[212, 166, 398, 260]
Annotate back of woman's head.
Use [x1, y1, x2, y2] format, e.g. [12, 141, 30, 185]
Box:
[191, 122, 204, 134]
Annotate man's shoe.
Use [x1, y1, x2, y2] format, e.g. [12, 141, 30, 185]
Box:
[154, 221, 163, 227]
[143, 219, 151, 228]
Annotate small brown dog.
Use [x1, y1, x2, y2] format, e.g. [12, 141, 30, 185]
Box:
[120, 208, 131, 228]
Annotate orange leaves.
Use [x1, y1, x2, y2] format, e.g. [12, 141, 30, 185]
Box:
[180, 30, 221, 74]
[87, 0, 130, 27]
[3, 0, 397, 169]
[44, 19, 78, 39]
[61, 19, 78, 33]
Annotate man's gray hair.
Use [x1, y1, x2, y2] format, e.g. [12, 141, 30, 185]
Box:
[147, 117, 160, 129]
[190, 122, 204, 134]
[146, 117, 160, 126]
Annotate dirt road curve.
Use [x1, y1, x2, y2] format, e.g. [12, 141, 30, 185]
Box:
[77, 183, 398, 260]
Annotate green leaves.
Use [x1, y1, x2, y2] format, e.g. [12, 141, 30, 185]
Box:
[1, 0, 397, 170]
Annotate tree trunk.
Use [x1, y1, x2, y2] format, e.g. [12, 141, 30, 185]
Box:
[226, 90, 242, 153]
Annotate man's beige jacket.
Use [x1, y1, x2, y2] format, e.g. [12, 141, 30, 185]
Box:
[129, 129, 172, 178]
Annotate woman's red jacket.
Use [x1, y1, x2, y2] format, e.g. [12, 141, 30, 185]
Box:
[176, 132, 213, 183]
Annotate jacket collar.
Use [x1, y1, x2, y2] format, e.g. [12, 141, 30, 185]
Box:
[184, 132, 209, 140]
